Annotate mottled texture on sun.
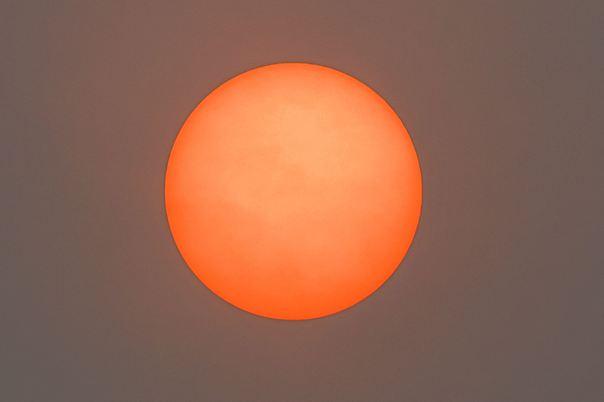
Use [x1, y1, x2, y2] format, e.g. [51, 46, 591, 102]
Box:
[165, 63, 422, 320]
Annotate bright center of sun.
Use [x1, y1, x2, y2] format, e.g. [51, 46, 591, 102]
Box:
[165, 63, 422, 320]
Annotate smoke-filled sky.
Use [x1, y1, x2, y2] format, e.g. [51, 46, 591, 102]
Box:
[2, 1, 603, 401]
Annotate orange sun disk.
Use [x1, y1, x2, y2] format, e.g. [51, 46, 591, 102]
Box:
[165, 63, 422, 320]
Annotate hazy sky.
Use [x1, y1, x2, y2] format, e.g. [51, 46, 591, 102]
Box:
[2, 1, 603, 401]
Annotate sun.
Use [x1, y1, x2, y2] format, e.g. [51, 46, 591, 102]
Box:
[165, 63, 422, 320]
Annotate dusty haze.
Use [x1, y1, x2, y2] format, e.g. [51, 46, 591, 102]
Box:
[2, 1, 603, 401]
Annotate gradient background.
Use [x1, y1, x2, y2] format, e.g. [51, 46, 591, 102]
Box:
[2, 1, 603, 401]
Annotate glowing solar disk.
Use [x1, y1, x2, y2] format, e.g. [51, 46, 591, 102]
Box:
[165, 63, 422, 320]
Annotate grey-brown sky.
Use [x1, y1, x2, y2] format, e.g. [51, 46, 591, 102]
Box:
[2, 1, 603, 401]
